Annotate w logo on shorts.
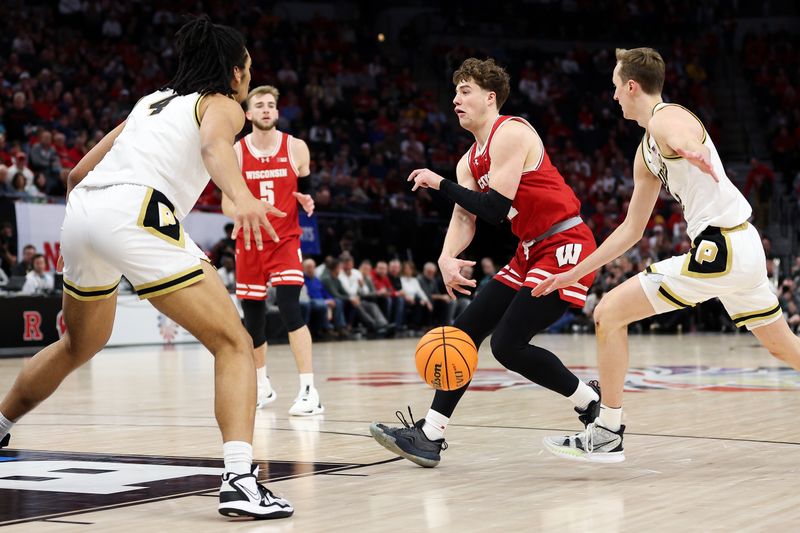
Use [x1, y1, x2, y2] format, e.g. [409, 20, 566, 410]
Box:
[138, 188, 185, 247]
[555, 244, 582, 267]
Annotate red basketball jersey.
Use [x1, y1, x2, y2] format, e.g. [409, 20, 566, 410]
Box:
[467, 116, 581, 241]
[239, 132, 300, 239]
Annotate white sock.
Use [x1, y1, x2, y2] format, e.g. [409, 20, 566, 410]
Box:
[299, 373, 314, 392]
[257, 366, 270, 391]
[421, 409, 449, 441]
[223, 441, 253, 475]
[598, 404, 623, 431]
[0, 412, 15, 440]
[568, 380, 600, 410]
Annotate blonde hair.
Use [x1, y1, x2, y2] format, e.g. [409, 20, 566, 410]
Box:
[615, 48, 665, 95]
[452, 58, 511, 110]
[246, 85, 279, 108]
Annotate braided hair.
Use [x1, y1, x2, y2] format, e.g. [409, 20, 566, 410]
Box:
[165, 15, 247, 96]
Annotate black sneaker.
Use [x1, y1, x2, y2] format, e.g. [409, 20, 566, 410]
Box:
[575, 380, 601, 427]
[0, 434, 9, 449]
[218, 465, 293, 519]
[369, 408, 447, 468]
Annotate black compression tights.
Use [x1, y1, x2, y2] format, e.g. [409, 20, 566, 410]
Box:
[430, 279, 580, 417]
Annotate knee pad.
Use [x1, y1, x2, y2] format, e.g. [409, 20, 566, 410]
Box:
[241, 299, 267, 348]
[276, 285, 306, 332]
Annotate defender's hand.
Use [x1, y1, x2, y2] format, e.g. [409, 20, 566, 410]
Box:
[231, 195, 286, 250]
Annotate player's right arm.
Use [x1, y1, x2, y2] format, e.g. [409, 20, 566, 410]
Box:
[199, 95, 284, 250]
[438, 154, 478, 298]
[532, 143, 662, 297]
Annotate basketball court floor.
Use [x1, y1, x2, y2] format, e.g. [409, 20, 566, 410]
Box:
[2, 333, 799, 531]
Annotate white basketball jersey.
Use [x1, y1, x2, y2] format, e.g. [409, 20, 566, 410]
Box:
[641, 103, 751, 240]
[77, 90, 211, 220]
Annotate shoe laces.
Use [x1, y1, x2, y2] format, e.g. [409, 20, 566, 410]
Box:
[394, 407, 447, 449]
[394, 406, 416, 428]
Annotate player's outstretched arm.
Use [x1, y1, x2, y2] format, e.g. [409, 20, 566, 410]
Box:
[199, 95, 285, 250]
[67, 120, 127, 198]
[533, 145, 661, 297]
[651, 107, 719, 182]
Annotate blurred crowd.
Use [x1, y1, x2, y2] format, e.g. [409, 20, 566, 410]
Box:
[0, 1, 798, 334]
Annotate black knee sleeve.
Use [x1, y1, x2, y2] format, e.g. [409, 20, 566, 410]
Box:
[241, 299, 267, 348]
[276, 285, 306, 332]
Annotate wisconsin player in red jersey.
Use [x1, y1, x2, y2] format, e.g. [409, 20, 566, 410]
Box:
[370, 58, 600, 467]
[221, 85, 322, 416]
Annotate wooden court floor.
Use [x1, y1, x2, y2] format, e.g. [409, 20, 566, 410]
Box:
[2, 333, 800, 531]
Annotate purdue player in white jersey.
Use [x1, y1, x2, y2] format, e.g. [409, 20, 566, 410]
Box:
[534, 47, 800, 462]
[0, 17, 294, 519]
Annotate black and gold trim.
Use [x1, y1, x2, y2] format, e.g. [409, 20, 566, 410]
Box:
[134, 266, 205, 299]
[63, 278, 120, 301]
[731, 303, 782, 328]
[193, 94, 204, 127]
[137, 188, 185, 248]
[656, 283, 695, 309]
[680, 223, 747, 279]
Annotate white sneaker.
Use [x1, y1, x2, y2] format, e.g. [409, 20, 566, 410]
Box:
[542, 422, 626, 463]
[256, 386, 277, 409]
[288, 386, 324, 416]
[218, 465, 293, 519]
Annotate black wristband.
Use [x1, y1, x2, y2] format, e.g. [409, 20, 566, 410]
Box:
[297, 175, 312, 195]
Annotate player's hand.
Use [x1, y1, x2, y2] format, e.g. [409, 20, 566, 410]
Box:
[531, 270, 577, 297]
[408, 168, 444, 192]
[56, 255, 64, 273]
[438, 256, 476, 299]
[231, 195, 286, 251]
[674, 148, 720, 183]
[293, 192, 315, 215]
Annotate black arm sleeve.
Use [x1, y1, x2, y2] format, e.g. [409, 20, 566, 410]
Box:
[438, 179, 513, 225]
[297, 175, 312, 195]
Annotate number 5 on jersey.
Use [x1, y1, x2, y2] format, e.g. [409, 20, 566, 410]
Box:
[259, 180, 275, 205]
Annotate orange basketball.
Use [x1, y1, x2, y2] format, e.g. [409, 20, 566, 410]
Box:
[415, 326, 478, 391]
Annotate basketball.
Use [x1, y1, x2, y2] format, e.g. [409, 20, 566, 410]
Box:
[415, 326, 478, 391]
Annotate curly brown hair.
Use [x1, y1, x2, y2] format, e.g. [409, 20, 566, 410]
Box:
[452, 58, 511, 110]
[615, 48, 665, 95]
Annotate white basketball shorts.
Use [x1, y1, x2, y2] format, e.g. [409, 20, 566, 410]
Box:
[638, 222, 781, 330]
[61, 184, 207, 300]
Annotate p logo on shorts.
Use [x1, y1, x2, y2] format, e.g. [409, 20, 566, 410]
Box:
[682, 228, 730, 278]
[694, 240, 719, 264]
[137, 188, 185, 247]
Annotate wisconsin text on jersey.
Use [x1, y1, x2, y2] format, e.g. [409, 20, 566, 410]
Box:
[245, 168, 289, 180]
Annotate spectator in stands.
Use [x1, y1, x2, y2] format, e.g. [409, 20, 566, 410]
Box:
[12, 244, 35, 276]
[29, 130, 61, 183]
[21, 254, 53, 294]
[307, 257, 347, 336]
[0, 222, 16, 276]
[0, 166, 10, 193]
[477, 257, 497, 292]
[7, 153, 33, 189]
[216, 254, 236, 293]
[10, 173, 31, 200]
[372, 260, 405, 331]
[209, 223, 235, 267]
[337, 253, 389, 334]
[417, 262, 452, 326]
[302, 258, 339, 337]
[28, 172, 48, 199]
[400, 261, 432, 330]
[4, 92, 36, 144]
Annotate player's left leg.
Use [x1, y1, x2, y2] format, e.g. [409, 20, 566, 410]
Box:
[542, 274, 657, 463]
[490, 290, 601, 422]
[274, 285, 323, 416]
